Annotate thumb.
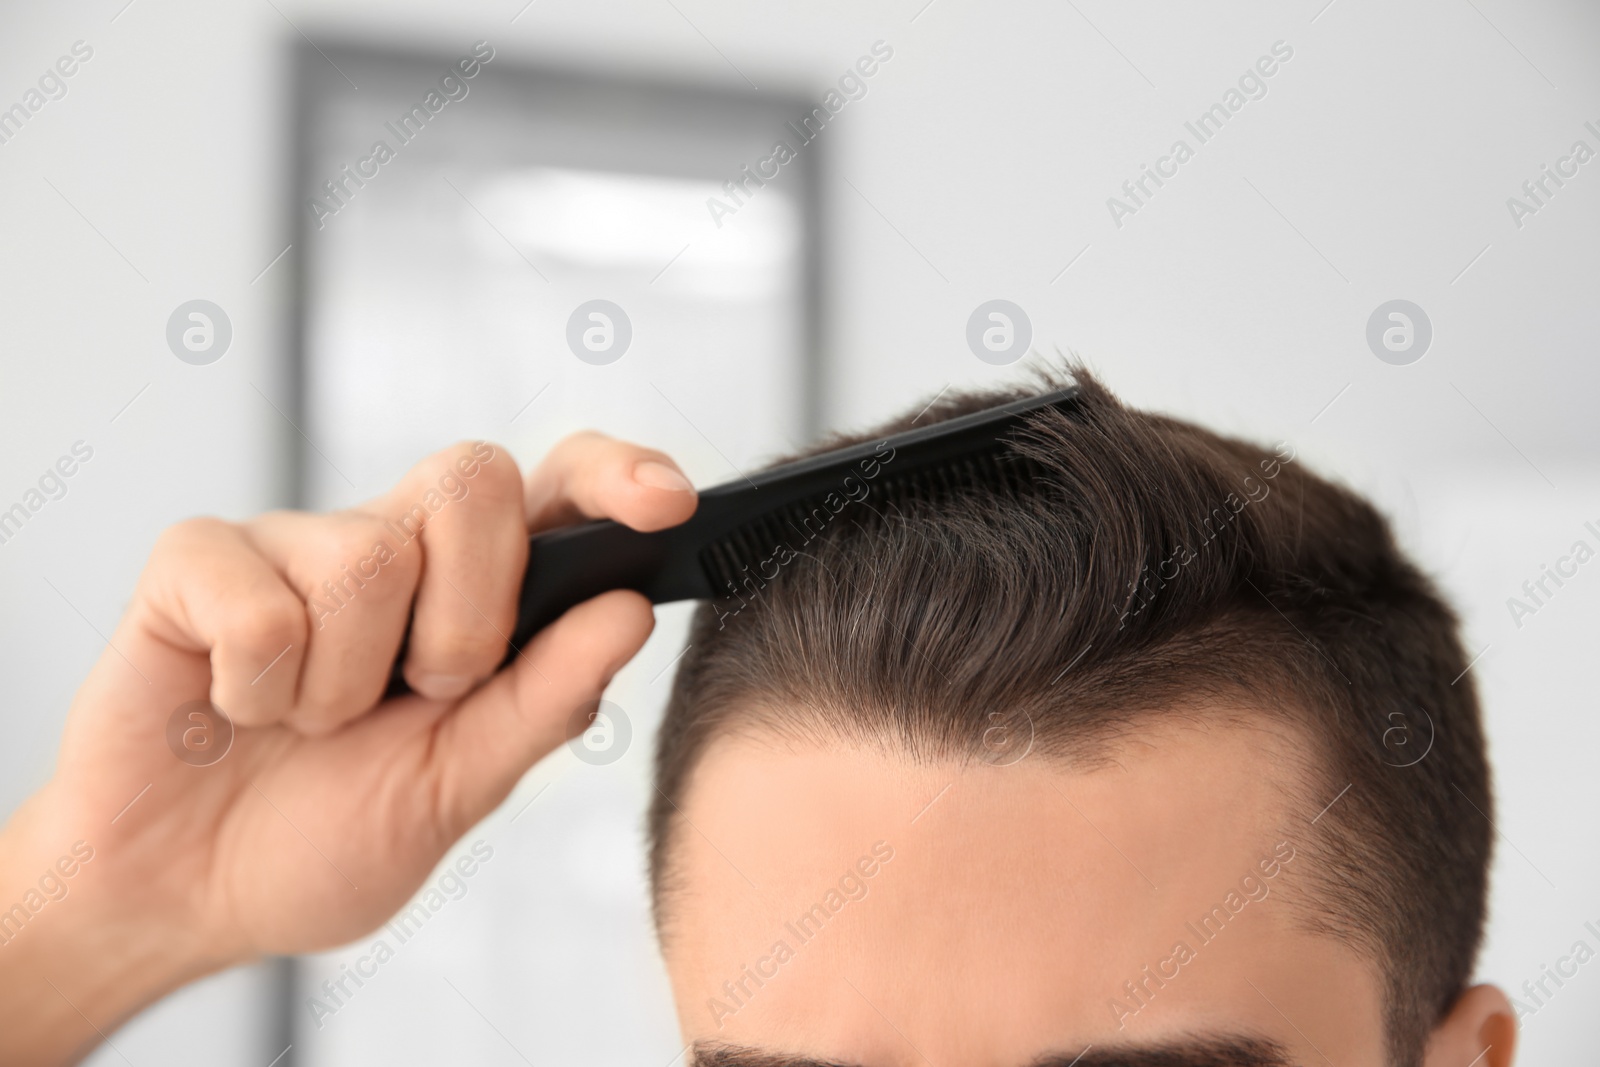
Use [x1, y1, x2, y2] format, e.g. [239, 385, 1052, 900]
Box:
[428, 589, 656, 834]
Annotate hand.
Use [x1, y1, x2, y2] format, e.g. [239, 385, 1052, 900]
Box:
[0, 434, 697, 1065]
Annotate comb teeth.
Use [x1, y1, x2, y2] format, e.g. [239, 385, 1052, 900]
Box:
[699, 446, 1047, 599]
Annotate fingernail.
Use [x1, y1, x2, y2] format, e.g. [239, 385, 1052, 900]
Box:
[633, 460, 693, 493]
[410, 673, 475, 700]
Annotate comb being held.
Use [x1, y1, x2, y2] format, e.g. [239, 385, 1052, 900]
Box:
[386, 384, 1083, 696]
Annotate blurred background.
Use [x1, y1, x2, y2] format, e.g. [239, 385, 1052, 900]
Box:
[1, 0, 1597, 1063]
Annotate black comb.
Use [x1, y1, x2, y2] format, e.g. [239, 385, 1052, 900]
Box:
[386, 384, 1082, 696]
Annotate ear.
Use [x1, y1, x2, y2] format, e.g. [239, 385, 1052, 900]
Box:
[1422, 984, 1517, 1067]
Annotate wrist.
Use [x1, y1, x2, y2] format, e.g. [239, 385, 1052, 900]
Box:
[0, 786, 248, 1065]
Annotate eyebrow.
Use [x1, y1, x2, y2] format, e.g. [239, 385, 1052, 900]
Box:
[693, 1036, 1295, 1067]
[1034, 1037, 1295, 1067]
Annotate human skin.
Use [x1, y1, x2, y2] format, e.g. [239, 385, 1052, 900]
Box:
[0, 434, 697, 1066]
[661, 724, 1519, 1067]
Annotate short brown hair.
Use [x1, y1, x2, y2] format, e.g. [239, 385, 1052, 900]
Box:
[649, 368, 1491, 1066]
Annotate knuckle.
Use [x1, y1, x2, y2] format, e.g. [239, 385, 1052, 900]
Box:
[467, 443, 522, 505]
[323, 513, 388, 564]
[552, 429, 609, 455]
[409, 441, 522, 519]
[548, 430, 618, 472]
[225, 588, 307, 661]
[153, 515, 231, 560]
[556, 431, 651, 487]
[310, 514, 419, 602]
[437, 439, 505, 484]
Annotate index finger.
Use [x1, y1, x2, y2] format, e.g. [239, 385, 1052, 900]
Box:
[523, 431, 699, 533]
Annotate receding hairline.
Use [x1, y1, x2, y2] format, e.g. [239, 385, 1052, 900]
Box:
[652, 687, 1336, 941]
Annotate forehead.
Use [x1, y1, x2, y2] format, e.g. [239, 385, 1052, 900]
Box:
[660, 716, 1383, 1066]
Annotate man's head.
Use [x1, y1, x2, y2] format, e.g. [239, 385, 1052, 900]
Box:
[647, 370, 1511, 1066]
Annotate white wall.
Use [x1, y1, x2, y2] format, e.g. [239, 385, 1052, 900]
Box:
[2, 0, 1596, 1062]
